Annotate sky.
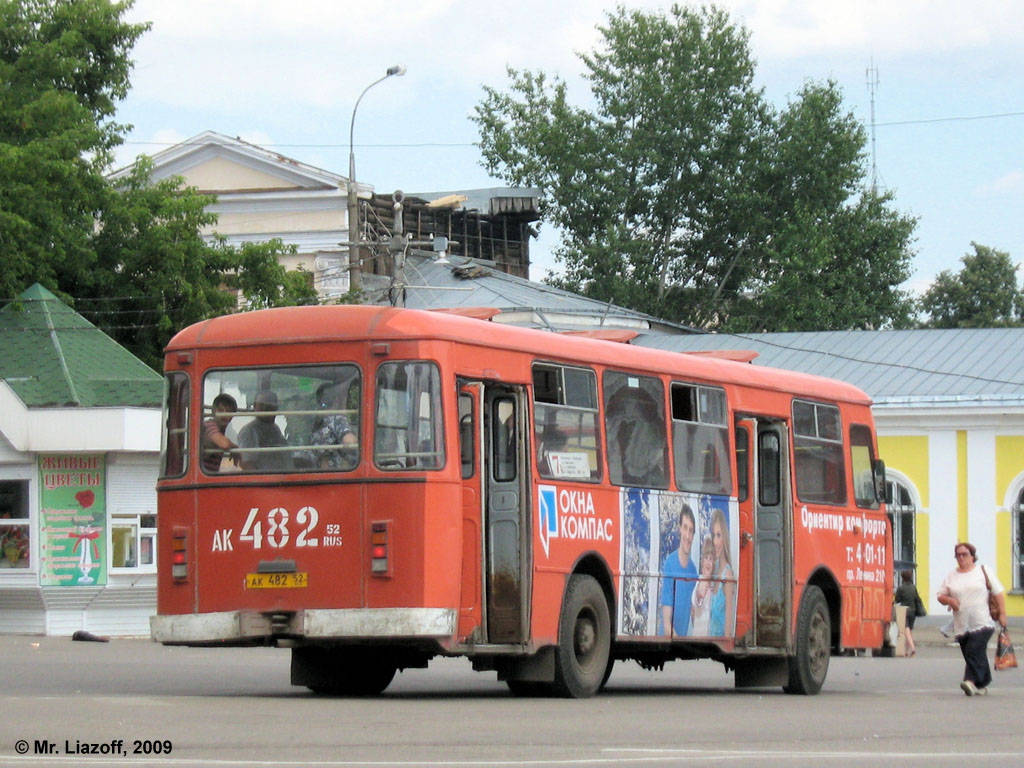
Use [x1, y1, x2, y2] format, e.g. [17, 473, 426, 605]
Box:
[116, 0, 1024, 295]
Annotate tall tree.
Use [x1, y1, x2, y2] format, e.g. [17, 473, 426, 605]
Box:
[473, 3, 917, 330]
[0, 0, 148, 300]
[725, 82, 916, 331]
[1, 0, 318, 368]
[920, 242, 1023, 328]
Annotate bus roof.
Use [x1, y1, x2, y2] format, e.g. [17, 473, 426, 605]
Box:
[166, 305, 872, 406]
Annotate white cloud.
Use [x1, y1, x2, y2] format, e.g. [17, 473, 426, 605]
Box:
[723, 0, 1023, 59]
[976, 171, 1024, 196]
[124, 0, 1024, 116]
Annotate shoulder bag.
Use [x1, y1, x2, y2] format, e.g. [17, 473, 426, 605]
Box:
[982, 566, 1001, 622]
[914, 593, 927, 618]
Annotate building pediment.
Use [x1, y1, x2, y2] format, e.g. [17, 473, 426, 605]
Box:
[110, 130, 348, 195]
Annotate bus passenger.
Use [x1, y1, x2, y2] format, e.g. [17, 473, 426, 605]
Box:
[690, 537, 716, 636]
[309, 382, 354, 469]
[660, 503, 697, 637]
[709, 507, 735, 636]
[238, 390, 290, 471]
[201, 393, 237, 473]
[337, 429, 358, 470]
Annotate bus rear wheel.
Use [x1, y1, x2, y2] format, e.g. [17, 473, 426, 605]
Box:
[784, 585, 830, 695]
[292, 647, 397, 696]
[552, 574, 611, 698]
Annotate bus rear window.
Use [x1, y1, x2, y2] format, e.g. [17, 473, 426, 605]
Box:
[793, 400, 846, 505]
[374, 361, 444, 470]
[202, 365, 361, 474]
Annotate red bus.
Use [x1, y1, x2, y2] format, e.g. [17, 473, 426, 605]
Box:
[153, 305, 891, 697]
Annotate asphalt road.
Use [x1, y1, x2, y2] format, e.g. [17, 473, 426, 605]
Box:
[1, 634, 1021, 767]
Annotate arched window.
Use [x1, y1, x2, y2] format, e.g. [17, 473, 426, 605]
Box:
[886, 478, 916, 566]
[1014, 488, 1024, 590]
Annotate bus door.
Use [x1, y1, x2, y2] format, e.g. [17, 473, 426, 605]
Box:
[461, 381, 530, 644]
[457, 383, 484, 640]
[737, 417, 791, 648]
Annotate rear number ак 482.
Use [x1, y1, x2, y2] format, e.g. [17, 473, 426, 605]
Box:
[210, 506, 344, 552]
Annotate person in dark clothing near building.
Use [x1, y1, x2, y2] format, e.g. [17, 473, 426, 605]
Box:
[894, 569, 923, 657]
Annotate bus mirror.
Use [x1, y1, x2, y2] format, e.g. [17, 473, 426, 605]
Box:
[872, 459, 886, 504]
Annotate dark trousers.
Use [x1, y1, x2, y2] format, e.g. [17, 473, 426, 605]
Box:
[958, 626, 995, 689]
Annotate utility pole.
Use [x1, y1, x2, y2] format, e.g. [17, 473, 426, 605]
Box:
[390, 191, 406, 307]
[387, 190, 453, 308]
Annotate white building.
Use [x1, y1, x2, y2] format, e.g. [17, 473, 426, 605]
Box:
[0, 285, 162, 635]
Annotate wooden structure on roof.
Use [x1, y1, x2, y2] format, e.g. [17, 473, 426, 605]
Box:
[360, 190, 540, 280]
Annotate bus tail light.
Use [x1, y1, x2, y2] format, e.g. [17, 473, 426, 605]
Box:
[370, 522, 390, 575]
[171, 528, 188, 581]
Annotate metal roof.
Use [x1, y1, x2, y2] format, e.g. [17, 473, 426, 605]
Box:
[367, 256, 694, 335]
[634, 328, 1024, 405]
[0, 284, 162, 408]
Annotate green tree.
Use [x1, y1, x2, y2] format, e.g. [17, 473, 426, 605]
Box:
[725, 82, 916, 331]
[1, 0, 319, 368]
[0, 0, 148, 300]
[473, 3, 916, 330]
[920, 243, 1023, 328]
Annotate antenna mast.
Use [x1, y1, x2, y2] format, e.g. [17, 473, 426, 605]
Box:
[866, 59, 880, 191]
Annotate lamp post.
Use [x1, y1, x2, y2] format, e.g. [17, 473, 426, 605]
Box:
[346, 64, 406, 293]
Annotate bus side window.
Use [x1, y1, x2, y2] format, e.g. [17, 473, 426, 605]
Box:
[850, 424, 879, 509]
[603, 371, 668, 489]
[459, 393, 474, 479]
[161, 372, 189, 478]
[532, 363, 601, 482]
[792, 400, 846, 505]
[735, 426, 749, 503]
[670, 383, 731, 495]
[375, 361, 444, 470]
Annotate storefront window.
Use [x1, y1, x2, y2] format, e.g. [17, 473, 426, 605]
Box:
[110, 513, 156, 571]
[0, 481, 30, 569]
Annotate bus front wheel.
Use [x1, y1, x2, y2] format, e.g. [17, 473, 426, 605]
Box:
[552, 574, 611, 698]
[784, 585, 830, 695]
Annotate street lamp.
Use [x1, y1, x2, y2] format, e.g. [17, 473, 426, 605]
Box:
[347, 64, 407, 293]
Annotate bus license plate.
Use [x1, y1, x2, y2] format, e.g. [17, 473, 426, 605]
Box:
[245, 572, 308, 589]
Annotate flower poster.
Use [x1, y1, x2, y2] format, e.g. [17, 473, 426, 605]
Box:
[38, 455, 107, 587]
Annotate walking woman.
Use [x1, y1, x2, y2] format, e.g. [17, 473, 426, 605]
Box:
[937, 542, 1008, 696]
[894, 570, 922, 657]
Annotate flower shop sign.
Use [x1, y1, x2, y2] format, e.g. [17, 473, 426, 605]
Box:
[38, 455, 107, 587]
